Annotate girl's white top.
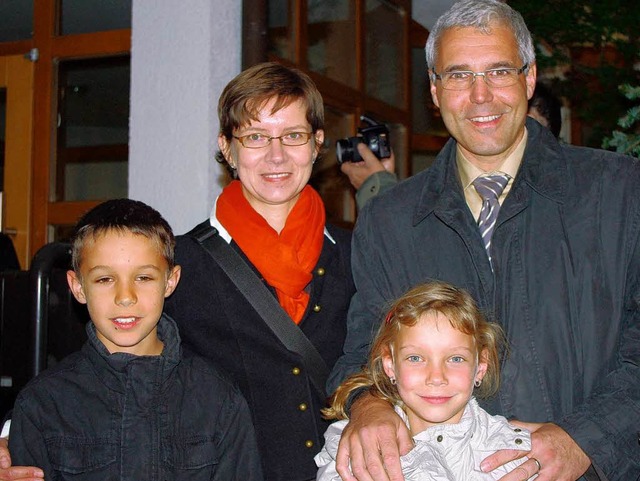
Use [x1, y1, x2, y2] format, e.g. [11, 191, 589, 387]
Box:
[315, 398, 536, 481]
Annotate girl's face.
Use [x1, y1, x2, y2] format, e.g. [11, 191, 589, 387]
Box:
[383, 311, 488, 435]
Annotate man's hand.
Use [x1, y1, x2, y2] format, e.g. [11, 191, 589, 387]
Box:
[336, 392, 413, 481]
[481, 422, 591, 481]
[340, 144, 395, 190]
[0, 438, 44, 481]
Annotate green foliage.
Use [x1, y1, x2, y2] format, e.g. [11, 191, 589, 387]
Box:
[602, 85, 640, 157]
[509, 0, 640, 148]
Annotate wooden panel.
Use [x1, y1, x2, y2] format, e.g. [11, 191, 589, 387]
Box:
[0, 55, 34, 269]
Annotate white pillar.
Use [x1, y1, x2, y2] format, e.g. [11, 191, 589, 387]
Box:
[129, 0, 241, 234]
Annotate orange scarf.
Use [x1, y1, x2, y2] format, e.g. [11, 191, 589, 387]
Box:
[216, 180, 325, 324]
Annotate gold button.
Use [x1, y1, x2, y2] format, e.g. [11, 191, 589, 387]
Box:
[316, 267, 325, 276]
[305, 440, 314, 448]
[313, 304, 321, 312]
[292, 367, 301, 375]
[298, 403, 308, 411]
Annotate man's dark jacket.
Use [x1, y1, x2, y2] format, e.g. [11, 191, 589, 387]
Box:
[330, 119, 640, 480]
[9, 314, 263, 480]
[166, 225, 354, 481]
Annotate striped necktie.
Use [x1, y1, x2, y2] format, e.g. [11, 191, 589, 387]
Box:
[472, 173, 510, 266]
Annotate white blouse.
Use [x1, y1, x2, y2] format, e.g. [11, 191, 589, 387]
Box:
[315, 398, 536, 481]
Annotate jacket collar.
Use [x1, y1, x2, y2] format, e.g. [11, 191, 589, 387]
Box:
[413, 117, 567, 226]
[82, 313, 182, 393]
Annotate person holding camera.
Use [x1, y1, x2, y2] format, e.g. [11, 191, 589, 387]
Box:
[329, 0, 640, 480]
[340, 142, 396, 209]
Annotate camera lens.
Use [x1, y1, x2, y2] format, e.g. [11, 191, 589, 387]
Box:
[336, 139, 353, 164]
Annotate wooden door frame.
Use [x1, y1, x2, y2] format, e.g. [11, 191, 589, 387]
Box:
[0, 54, 34, 269]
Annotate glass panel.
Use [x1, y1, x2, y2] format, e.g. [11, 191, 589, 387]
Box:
[412, 151, 437, 176]
[386, 122, 407, 178]
[365, 0, 406, 107]
[0, 1, 33, 42]
[268, 0, 294, 61]
[60, 0, 131, 35]
[412, 47, 446, 136]
[310, 105, 356, 227]
[307, 0, 356, 88]
[55, 57, 129, 202]
[50, 225, 76, 243]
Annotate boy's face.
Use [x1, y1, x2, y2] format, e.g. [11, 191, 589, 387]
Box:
[67, 229, 181, 356]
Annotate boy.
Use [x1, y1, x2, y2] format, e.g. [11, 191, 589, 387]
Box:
[8, 199, 263, 480]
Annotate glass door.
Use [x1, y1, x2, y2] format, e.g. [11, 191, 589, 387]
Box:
[0, 54, 34, 269]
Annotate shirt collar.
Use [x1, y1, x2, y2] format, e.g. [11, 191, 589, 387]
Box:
[457, 128, 528, 188]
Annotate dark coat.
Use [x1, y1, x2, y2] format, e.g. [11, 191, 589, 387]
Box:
[9, 314, 263, 481]
[330, 119, 640, 480]
[165, 224, 354, 481]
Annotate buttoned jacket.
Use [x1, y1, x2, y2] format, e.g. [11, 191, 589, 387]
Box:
[330, 119, 640, 480]
[165, 223, 354, 481]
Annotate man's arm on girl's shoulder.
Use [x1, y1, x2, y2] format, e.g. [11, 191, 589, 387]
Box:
[0, 438, 44, 481]
[336, 393, 412, 481]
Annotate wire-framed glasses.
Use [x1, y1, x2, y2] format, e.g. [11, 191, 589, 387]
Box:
[233, 132, 313, 149]
[433, 64, 529, 91]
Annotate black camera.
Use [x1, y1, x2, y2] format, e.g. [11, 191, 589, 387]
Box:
[336, 116, 391, 164]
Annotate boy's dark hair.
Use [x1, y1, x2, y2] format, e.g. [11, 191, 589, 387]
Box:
[71, 199, 175, 273]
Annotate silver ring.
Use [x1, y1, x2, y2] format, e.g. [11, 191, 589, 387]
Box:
[532, 458, 542, 471]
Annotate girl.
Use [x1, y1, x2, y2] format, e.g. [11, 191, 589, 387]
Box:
[316, 281, 537, 481]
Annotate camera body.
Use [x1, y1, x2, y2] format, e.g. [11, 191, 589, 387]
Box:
[336, 116, 391, 164]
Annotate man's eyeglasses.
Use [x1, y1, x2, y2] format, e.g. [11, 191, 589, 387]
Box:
[233, 132, 313, 149]
[433, 64, 529, 91]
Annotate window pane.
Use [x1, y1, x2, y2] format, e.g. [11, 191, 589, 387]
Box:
[55, 57, 129, 202]
[387, 121, 407, 178]
[310, 105, 355, 227]
[365, 0, 406, 107]
[412, 47, 446, 136]
[307, 0, 356, 88]
[60, 0, 131, 35]
[268, 0, 294, 61]
[0, 1, 33, 42]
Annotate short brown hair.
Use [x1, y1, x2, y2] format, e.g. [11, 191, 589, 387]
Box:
[215, 62, 324, 165]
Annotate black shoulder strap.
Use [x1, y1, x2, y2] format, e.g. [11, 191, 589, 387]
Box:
[187, 220, 329, 397]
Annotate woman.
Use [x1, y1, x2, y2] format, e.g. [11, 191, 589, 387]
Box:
[0, 61, 352, 481]
[165, 62, 355, 481]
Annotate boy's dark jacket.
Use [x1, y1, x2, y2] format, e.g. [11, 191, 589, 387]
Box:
[9, 314, 263, 481]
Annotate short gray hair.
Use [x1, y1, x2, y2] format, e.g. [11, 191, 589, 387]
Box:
[425, 0, 535, 79]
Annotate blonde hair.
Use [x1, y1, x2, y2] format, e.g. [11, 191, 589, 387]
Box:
[324, 281, 505, 420]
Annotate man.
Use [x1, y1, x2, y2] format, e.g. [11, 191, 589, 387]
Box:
[329, 1, 640, 480]
[342, 81, 563, 209]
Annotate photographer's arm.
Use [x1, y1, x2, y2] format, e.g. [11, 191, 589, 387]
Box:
[341, 144, 397, 210]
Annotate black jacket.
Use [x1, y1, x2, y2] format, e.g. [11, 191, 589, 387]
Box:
[166, 224, 354, 481]
[9, 314, 263, 481]
[331, 119, 640, 480]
